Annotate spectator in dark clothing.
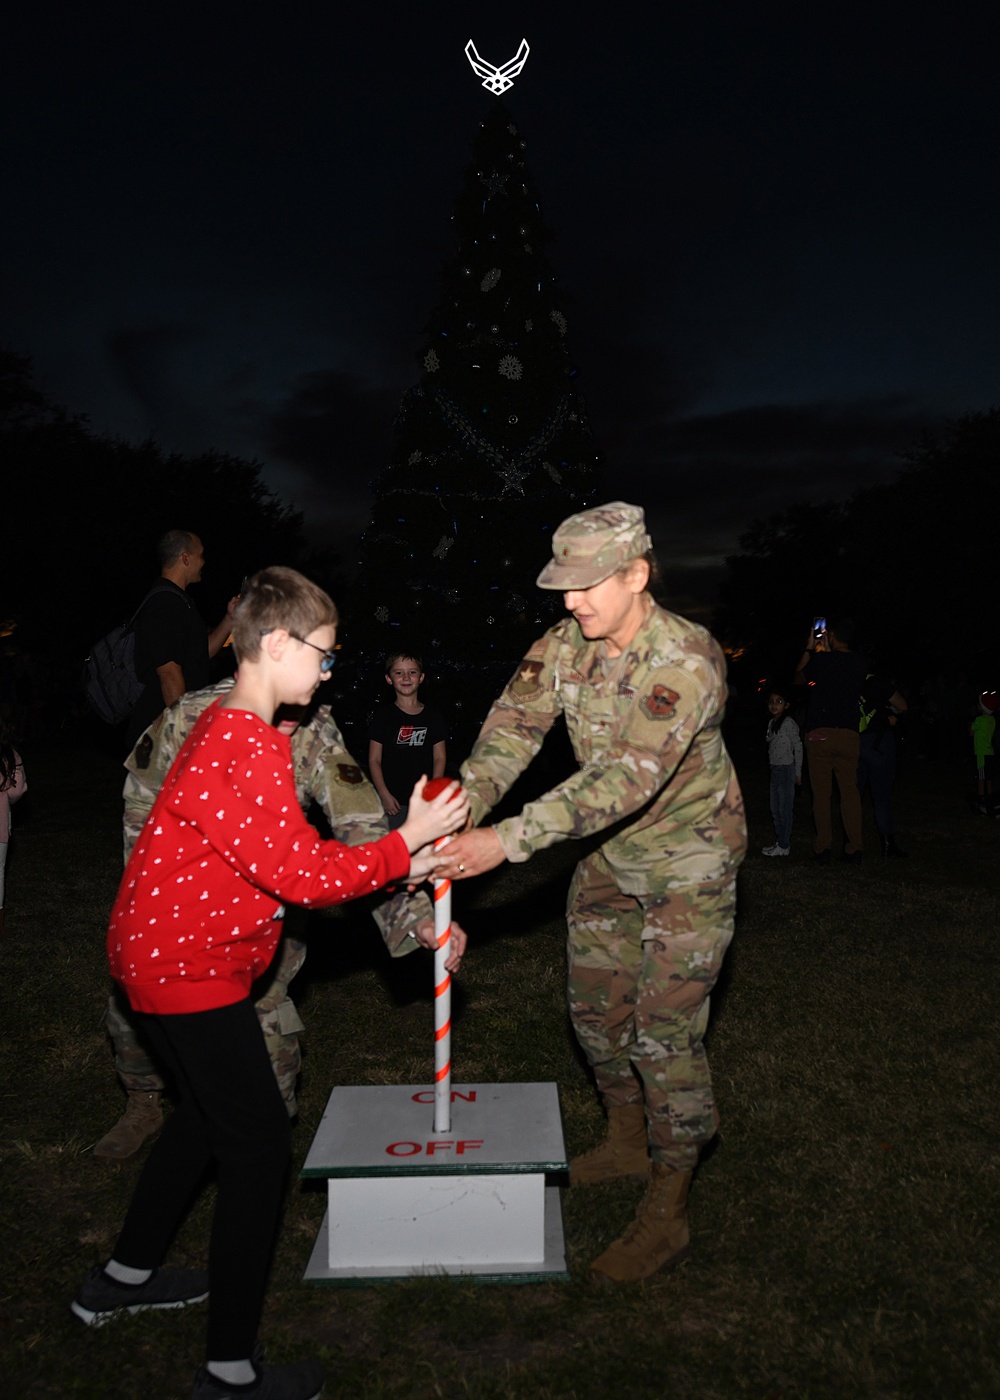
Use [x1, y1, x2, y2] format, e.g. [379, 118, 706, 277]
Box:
[858, 672, 908, 857]
[368, 652, 447, 830]
[795, 618, 868, 864]
[125, 532, 236, 750]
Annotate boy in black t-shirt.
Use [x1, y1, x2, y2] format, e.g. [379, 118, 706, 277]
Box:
[368, 652, 447, 829]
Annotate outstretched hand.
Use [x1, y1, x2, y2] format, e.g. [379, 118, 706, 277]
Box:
[407, 841, 451, 881]
[437, 828, 506, 879]
[397, 777, 469, 856]
[412, 917, 468, 972]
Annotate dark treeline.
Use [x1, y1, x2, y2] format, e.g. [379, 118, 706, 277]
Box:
[1, 352, 348, 719]
[5, 346, 996, 746]
[714, 408, 1000, 696]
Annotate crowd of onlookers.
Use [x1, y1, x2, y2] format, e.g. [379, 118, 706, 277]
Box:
[748, 620, 997, 862]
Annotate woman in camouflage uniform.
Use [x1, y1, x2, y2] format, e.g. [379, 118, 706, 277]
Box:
[442, 502, 746, 1282]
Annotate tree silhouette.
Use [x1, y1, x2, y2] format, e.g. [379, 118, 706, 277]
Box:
[343, 102, 602, 749]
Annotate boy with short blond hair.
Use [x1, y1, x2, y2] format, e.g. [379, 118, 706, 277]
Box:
[73, 567, 468, 1400]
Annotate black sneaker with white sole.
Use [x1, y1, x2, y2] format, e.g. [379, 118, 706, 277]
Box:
[71, 1263, 209, 1327]
[191, 1347, 324, 1400]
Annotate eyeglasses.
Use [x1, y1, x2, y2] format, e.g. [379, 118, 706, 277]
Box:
[295, 636, 338, 673]
[260, 631, 338, 673]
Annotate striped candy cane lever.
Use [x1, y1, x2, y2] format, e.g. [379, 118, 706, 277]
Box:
[421, 778, 462, 1134]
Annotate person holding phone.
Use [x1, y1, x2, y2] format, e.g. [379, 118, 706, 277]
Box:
[795, 617, 869, 864]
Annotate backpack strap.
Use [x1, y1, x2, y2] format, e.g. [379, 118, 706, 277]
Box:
[124, 581, 192, 633]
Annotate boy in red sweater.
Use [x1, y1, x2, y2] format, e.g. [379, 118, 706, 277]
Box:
[72, 567, 468, 1400]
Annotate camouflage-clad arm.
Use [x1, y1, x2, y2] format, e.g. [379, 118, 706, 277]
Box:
[490, 648, 725, 863]
[121, 679, 233, 862]
[460, 630, 565, 826]
[368, 885, 435, 957]
[295, 708, 432, 956]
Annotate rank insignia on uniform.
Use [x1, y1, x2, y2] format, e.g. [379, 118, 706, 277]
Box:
[642, 684, 680, 719]
[508, 659, 543, 699]
[135, 734, 154, 770]
[336, 763, 363, 785]
[618, 684, 636, 699]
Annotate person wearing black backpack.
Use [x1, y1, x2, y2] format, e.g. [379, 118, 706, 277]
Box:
[124, 531, 236, 750]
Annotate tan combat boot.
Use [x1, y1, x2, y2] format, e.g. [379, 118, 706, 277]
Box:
[92, 1091, 164, 1164]
[588, 1162, 693, 1283]
[569, 1103, 649, 1186]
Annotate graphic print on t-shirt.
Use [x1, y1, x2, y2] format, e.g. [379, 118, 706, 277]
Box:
[368, 701, 446, 801]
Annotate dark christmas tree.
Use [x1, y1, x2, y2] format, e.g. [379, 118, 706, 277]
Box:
[343, 101, 602, 751]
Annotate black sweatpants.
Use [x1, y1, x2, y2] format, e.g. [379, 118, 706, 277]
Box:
[111, 998, 292, 1359]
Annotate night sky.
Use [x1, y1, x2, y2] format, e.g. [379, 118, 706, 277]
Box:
[5, 5, 998, 606]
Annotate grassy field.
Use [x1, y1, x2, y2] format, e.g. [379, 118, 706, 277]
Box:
[1, 728, 998, 1399]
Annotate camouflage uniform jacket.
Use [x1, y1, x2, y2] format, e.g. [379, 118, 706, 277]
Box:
[461, 601, 747, 895]
[123, 679, 432, 954]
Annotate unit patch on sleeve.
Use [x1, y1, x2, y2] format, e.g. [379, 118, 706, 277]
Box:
[641, 684, 680, 720]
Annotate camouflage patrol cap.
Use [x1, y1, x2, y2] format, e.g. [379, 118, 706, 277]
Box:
[536, 501, 653, 590]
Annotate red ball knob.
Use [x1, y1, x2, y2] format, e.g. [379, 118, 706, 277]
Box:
[421, 777, 461, 802]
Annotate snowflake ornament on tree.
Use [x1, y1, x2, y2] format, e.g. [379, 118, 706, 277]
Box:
[480, 267, 502, 292]
[423, 349, 440, 373]
[433, 535, 455, 560]
[374, 605, 389, 624]
[550, 309, 568, 335]
[498, 354, 523, 381]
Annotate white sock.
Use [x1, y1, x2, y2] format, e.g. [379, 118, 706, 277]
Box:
[207, 1359, 256, 1385]
[104, 1259, 153, 1285]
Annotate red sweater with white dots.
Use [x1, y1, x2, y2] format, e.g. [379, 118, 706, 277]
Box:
[108, 702, 411, 1014]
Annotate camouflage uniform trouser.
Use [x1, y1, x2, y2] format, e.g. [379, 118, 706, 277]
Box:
[104, 936, 308, 1117]
[566, 849, 737, 1171]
